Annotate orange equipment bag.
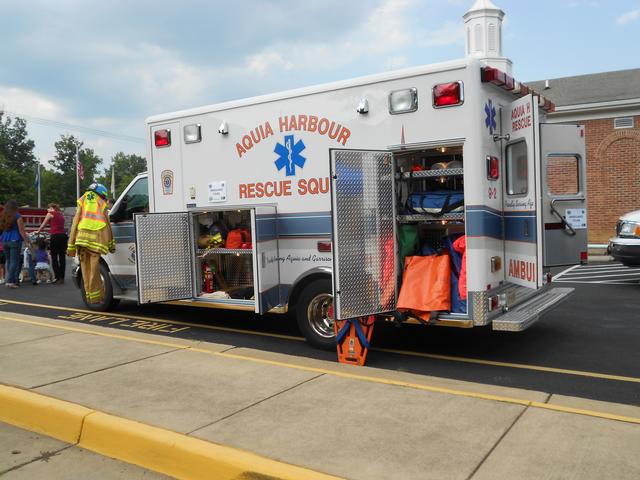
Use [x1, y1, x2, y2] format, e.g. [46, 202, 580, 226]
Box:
[397, 254, 451, 321]
[226, 228, 251, 249]
[334, 315, 375, 366]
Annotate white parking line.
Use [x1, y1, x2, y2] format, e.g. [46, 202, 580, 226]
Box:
[561, 269, 640, 277]
[553, 264, 580, 280]
[554, 262, 640, 284]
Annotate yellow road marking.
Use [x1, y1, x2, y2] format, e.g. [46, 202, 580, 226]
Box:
[2, 298, 640, 385]
[0, 298, 304, 341]
[373, 347, 640, 384]
[1, 313, 639, 426]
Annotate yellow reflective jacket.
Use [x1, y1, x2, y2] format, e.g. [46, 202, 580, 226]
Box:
[68, 191, 115, 255]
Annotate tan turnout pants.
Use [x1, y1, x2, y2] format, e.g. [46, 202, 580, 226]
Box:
[78, 247, 103, 304]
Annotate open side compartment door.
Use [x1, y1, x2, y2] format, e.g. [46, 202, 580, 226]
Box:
[135, 212, 195, 304]
[330, 149, 397, 320]
[540, 124, 587, 266]
[252, 206, 280, 314]
[501, 94, 542, 289]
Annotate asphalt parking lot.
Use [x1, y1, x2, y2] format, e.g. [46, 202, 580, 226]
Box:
[0, 260, 638, 408]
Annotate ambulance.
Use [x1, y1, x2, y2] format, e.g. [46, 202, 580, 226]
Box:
[76, 58, 587, 349]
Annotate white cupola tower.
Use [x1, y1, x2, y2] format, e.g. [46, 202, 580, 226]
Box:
[463, 0, 512, 74]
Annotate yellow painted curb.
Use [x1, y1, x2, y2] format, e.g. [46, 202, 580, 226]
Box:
[0, 385, 92, 444]
[80, 412, 341, 480]
[0, 384, 341, 480]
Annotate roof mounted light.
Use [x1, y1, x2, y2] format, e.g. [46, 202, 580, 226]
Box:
[389, 88, 418, 114]
[154, 129, 171, 148]
[184, 124, 202, 144]
[432, 81, 464, 108]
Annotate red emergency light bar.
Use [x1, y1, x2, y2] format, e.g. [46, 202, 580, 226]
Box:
[481, 67, 555, 112]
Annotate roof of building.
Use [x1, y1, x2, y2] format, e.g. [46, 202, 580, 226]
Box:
[467, 0, 501, 12]
[527, 68, 640, 107]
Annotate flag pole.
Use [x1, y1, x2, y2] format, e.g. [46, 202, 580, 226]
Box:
[75, 142, 80, 199]
[37, 160, 41, 208]
[111, 163, 116, 198]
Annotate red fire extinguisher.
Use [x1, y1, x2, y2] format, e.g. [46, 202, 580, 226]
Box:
[202, 262, 214, 293]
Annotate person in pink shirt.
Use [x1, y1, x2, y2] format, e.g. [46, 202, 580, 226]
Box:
[36, 203, 68, 284]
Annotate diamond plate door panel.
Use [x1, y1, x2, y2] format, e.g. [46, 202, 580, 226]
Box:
[135, 212, 195, 303]
[331, 149, 396, 320]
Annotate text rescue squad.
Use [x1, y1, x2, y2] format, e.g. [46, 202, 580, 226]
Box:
[237, 115, 351, 199]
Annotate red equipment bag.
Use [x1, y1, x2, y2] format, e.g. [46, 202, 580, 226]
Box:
[226, 228, 251, 249]
[397, 255, 451, 321]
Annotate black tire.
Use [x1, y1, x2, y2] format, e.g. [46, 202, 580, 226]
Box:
[295, 278, 335, 350]
[80, 262, 120, 311]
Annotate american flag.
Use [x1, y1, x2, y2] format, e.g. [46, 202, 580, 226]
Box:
[77, 152, 84, 181]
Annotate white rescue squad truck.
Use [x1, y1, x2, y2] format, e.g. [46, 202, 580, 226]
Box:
[75, 58, 587, 349]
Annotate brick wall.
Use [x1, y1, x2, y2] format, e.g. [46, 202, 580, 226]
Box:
[583, 116, 640, 243]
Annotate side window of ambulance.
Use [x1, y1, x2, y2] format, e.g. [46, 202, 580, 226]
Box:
[546, 155, 580, 196]
[506, 141, 528, 195]
[111, 177, 149, 222]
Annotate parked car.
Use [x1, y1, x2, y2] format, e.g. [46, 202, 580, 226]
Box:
[609, 209, 640, 266]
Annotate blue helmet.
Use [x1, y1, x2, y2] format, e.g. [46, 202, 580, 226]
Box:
[89, 183, 108, 199]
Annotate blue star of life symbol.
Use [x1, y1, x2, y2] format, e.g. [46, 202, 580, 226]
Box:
[485, 99, 497, 135]
[274, 134, 306, 176]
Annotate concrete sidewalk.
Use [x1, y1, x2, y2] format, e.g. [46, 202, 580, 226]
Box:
[1, 312, 639, 479]
[1, 422, 169, 479]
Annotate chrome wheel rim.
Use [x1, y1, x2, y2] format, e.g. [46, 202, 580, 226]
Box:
[307, 293, 334, 339]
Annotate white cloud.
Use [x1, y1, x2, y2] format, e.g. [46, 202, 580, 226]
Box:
[418, 21, 464, 47]
[385, 55, 409, 70]
[0, 85, 67, 119]
[617, 9, 640, 25]
[246, 52, 294, 76]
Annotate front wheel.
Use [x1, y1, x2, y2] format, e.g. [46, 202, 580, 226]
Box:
[295, 278, 335, 350]
[80, 262, 120, 311]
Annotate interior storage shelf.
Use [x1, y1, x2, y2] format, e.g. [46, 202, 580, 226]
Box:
[197, 248, 252, 256]
[397, 168, 464, 180]
[397, 212, 465, 223]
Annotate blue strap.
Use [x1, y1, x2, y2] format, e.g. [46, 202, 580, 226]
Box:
[335, 318, 371, 349]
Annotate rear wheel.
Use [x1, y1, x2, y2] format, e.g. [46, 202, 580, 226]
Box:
[80, 262, 120, 311]
[295, 278, 335, 350]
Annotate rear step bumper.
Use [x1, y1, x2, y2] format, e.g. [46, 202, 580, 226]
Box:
[492, 287, 573, 332]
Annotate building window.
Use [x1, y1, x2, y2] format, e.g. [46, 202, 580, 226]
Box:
[474, 24, 483, 52]
[614, 117, 634, 129]
[506, 141, 528, 195]
[488, 24, 497, 52]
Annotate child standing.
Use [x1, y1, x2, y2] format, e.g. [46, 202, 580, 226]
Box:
[34, 241, 52, 284]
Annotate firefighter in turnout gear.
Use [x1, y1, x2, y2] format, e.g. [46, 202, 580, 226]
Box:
[67, 183, 115, 304]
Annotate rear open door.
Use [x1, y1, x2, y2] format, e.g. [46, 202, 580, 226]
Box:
[330, 149, 397, 320]
[252, 206, 280, 314]
[540, 124, 587, 266]
[501, 94, 542, 289]
[135, 212, 195, 303]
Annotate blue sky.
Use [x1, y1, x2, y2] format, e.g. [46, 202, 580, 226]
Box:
[0, 0, 638, 171]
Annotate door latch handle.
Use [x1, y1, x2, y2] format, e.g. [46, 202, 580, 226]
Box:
[550, 199, 577, 236]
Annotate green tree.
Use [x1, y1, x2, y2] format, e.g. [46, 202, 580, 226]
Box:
[50, 135, 103, 206]
[0, 113, 38, 205]
[97, 152, 147, 199]
[38, 167, 65, 206]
